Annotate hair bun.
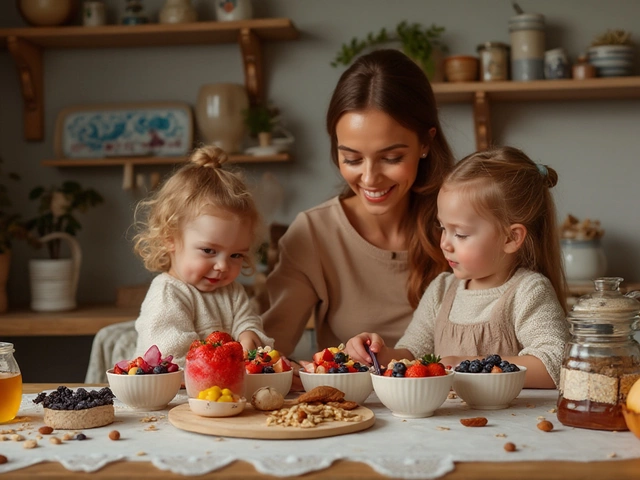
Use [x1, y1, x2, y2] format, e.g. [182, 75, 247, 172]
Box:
[544, 165, 559, 188]
[190, 145, 229, 168]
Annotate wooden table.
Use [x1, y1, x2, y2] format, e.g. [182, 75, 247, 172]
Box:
[4, 384, 638, 480]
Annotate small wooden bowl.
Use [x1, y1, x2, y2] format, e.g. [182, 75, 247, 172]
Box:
[622, 404, 640, 439]
[444, 55, 479, 82]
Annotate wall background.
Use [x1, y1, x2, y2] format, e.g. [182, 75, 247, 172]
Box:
[1, 0, 639, 310]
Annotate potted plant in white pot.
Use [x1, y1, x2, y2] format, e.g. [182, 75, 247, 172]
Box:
[588, 29, 635, 77]
[0, 157, 22, 313]
[23, 181, 103, 312]
[331, 21, 448, 81]
[242, 103, 279, 148]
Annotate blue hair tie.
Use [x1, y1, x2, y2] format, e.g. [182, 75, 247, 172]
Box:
[536, 163, 548, 176]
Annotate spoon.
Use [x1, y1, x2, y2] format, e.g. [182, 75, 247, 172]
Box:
[365, 344, 382, 375]
[511, 1, 524, 14]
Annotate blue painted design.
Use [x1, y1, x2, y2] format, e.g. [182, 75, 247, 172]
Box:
[62, 107, 192, 158]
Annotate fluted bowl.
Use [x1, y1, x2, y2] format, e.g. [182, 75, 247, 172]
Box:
[452, 366, 527, 410]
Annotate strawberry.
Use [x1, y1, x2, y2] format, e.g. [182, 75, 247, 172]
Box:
[205, 331, 234, 345]
[245, 361, 263, 374]
[312, 348, 335, 364]
[421, 354, 447, 377]
[383, 369, 393, 376]
[405, 363, 430, 377]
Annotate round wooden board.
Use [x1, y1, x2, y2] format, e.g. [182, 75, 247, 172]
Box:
[168, 403, 375, 439]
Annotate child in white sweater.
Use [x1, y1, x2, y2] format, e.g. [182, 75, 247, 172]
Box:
[133, 146, 272, 367]
[346, 146, 569, 388]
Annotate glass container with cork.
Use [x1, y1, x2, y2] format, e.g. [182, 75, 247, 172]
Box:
[557, 277, 640, 430]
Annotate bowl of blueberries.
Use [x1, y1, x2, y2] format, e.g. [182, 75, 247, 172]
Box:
[452, 354, 527, 410]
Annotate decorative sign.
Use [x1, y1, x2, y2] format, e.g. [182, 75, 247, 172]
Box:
[54, 102, 193, 158]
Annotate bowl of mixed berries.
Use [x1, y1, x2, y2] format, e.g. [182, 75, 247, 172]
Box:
[452, 354, 527, 410]
[244, 346, 293, 398]
[299, 345, 373, 404]
[370, 354, 453, 418]
[106, 345, 182, 411]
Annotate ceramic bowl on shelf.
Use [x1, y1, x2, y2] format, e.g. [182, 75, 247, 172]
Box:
[244, 370, 293, 398]
[587, 45, 634, 77]
[188, 397, 247, 418]
[452, 366, 527, 410]
[106, 368, 183, 411]
[298, 371, 373, 404]
[444, 55, 479, 82]
[371, 371, 454, 418]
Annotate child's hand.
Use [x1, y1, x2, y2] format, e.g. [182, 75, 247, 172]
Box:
[344, 332, 386, 366]
[238, 330, 262, 353]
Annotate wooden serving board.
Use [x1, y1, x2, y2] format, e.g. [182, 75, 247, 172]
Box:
[168, 403, 375, 440]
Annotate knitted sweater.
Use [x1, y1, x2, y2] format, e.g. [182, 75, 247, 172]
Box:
[396, 269, 569, 385]
[135, 273, 273, 367]
[262, 196, 413, 357]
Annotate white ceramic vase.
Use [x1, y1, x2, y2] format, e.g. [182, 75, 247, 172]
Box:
[29, 233, 82, 312]
[561, 239, 607, 284]
[215, 0, 252, 22]
[195, 83, 249, 153]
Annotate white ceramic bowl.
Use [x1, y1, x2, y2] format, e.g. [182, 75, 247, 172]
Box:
[452, 366, 527, 410]
[106, 368, 183, 411]
[244, 370, 293, 398]
[371, 371, 454, 418]
[188, 397, 246, 417]
[299, 371, 373, 404]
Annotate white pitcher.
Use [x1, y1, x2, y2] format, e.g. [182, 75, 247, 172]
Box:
[29, 233, 82, 312]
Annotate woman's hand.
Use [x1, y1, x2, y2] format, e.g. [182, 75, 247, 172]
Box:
[344, 332, 387, 365]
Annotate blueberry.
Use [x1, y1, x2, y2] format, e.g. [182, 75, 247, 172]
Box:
[353, 362, 361, 369]
[392, 372, 404, 377]
[455, 364, 469, 373]
[393, 363, 407, 374]
[485, 354, 502, 365]
[499, 360, 510, 369]
[75, 433, 87, 441]
[483, 363, 494, 373]
[135, 368, 145, 375]
[337, 365, 349, 373]
[503, 364, 520, 372]
[334, 352, 347, 364]
[153, 365, 168, 374]
[262, 366, 275, 374]
[468, 362, 482, 373]
[358, 366, 370, 372]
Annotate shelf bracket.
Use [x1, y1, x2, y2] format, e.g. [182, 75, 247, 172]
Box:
[7, 36, 44, 141]
[238, 28, 264, 106]
[472, 91, 492, 151]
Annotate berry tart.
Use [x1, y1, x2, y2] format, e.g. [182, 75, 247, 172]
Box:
[33, 386, 115, 429]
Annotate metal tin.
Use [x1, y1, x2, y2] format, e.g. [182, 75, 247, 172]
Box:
[476, 42, 510, 81]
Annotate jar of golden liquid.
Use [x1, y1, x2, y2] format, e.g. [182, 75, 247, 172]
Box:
[0, 342, 22, 423]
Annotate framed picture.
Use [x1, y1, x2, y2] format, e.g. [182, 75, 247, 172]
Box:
[54, 102, 193, 159]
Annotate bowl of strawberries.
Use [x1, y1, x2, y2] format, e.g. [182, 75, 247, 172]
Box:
[370, 355, 454, 418]
[244, 346, 293, 398]
[107, 345, 183, 411]
[298, 346, 373, 404]
[184, 331, 245, 400]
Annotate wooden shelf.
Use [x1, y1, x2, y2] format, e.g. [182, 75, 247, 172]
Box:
[0, 305, 138, 337]
[41, 152, 292, 167]
[432, 76, 640, 150]
[0, 18, 300, 141]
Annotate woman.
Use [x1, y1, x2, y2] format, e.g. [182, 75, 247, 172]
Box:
[262, 49, 454, 359]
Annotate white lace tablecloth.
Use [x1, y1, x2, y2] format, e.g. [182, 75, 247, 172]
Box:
[1, 389, 639, 478]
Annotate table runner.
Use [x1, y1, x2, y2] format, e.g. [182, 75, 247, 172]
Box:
[0, 390, 638, 478]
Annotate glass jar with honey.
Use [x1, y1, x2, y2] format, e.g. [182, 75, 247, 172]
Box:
[557, 277, 640, 430]
[0, 342, 22, 423]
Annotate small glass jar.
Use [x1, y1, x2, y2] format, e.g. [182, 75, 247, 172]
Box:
[0, 342, 22, 423]
[476, 42, 510, 81]
[557, 277, 640, 431]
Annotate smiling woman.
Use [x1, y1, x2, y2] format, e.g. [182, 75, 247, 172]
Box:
[261, 49, 455, 361]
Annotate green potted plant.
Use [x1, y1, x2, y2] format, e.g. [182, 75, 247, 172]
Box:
[588, 29, 634, 77]
[23, 181, 104, 312]
[242, 104, 279, 147]
[331, 21, 447, 81]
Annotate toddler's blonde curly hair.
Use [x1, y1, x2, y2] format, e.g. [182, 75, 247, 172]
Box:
[132, 145, 263, 273]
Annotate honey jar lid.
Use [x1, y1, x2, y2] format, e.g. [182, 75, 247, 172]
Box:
[571, 277, 640, 316]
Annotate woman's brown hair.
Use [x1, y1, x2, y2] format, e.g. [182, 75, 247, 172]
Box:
[443, 146, 567, 312]
[326, 49, 454, 307]
[132, 145, 263, 273]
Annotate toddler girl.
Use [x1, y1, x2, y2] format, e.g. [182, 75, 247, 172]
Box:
[346, 146, 569, 388]
[133, 146, 273, 367]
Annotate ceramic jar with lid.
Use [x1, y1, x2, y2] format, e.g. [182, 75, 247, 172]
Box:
[561, 238, 607, 284]
[0, 342, 22, 423]
[509, 13, 546, 81]
[544, 48, 570, 79]
[572, 54, 597, 79]
[557, 277, 640, 431]
[476, 42, 509, 81]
